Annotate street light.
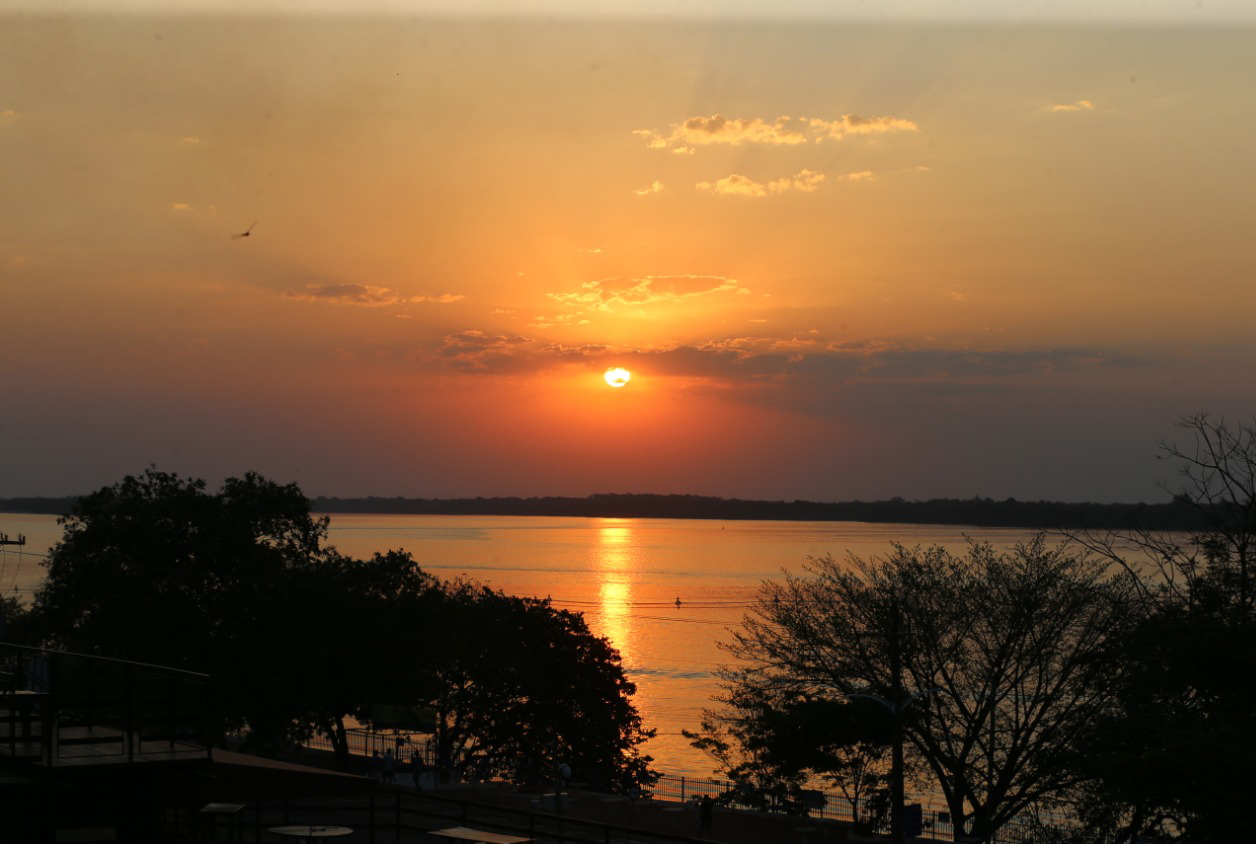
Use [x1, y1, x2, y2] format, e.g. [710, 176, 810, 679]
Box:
[842, 687, 940, 843]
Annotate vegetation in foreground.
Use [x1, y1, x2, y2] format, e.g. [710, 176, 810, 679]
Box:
[6, 470, 656, 792]
[688, 414, 1256, 843]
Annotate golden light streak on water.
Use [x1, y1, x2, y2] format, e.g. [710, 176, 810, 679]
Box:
[596, 521, 636, 665]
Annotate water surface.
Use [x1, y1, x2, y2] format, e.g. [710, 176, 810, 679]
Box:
[1, 512, 1048, 776]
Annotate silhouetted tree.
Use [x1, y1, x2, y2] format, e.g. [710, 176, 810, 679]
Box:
[29, 469, 347, 750]
[1065, 414, 1256, 842]
[712, 537, 1135, 842]
[686, 690, 892, 828]
[426, 582, 656, 791]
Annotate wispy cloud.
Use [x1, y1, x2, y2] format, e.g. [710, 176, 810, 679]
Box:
[283, 284, 464, 307]
[179, 136, 201, 144]
[170, 202, 193, 211]
[0, 109, 25, 124]
[635, 115, 805, 149]
[548, 275, 747, 312]
[415, 293, 466, 304]
[1050, 99, 1095, 112]
[529, 313, 591, 329]
[696, 174, 767, 197]
[637, 112, 918, 150]
[429, 335, 1145, 394]
[808, 114, 919, 140]
[439, 330, 532, 369]
[768, 169, 826, 192]
[698, 169, 826, 197]
[635, 180, 665, 196]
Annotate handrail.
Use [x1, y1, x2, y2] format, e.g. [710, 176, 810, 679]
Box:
[0, 641, 210, 680]
[0, 642, 212, 766]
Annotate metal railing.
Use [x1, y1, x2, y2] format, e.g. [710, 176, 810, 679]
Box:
[0, 643, 212, 765]
[295, 727, 1080, 842]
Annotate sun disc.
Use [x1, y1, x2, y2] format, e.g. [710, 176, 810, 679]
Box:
[604, 367, 631, 388]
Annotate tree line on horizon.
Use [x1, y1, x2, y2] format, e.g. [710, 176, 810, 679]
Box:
[0, 491, 1202, 530]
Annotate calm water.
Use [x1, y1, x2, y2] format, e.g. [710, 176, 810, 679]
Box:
[1, 512, 1048, 777]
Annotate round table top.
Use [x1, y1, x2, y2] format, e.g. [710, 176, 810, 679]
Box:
[268, 825, 354, 838]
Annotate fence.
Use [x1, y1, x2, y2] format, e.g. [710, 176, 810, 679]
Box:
[295, 727, 1081, 842]
[0, 643, 211, 766]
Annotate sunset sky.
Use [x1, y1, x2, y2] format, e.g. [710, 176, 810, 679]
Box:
[3, 2, 1255, 502]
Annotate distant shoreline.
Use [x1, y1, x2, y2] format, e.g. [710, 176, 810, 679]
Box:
[0, 492, 1194, 531]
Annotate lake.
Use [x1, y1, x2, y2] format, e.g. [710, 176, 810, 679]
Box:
[0, 512, 1049, 777]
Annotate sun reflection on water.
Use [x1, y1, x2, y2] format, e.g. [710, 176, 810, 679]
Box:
[596, 520, 636, 665]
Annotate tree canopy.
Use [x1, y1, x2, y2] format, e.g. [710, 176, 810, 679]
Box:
[1065, 414, 1256, 842]
[702, 537, 1135, 842]
[26, 468, 656, 789]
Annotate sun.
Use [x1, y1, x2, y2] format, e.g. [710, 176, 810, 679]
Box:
[603, 367, 632, 388]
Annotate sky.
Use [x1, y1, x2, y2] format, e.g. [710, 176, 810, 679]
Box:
[3, 3, 1256, 503]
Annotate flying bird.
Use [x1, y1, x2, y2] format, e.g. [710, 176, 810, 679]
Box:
[230, 222, 256, 240]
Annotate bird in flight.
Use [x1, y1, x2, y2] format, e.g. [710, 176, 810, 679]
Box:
[230, 222, 256, 240]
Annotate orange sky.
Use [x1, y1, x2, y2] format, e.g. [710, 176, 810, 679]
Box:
[3, 6, 1255, 501]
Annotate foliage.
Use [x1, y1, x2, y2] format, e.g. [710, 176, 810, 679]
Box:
[712, 537, 1134, 842]
[29, 468, 656, 788]
[29, 468, 342, 749]
[1066, 414, 1256, 842]
[0, 593, 28, 642]
[686, 689, 892, 825]
[426, 582, 656, 792]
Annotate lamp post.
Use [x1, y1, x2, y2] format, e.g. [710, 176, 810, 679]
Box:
[844, 687, 937, 843]
[843, 600, 940, 843]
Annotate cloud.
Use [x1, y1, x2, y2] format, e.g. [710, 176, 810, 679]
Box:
[698, 169, 826, 197]
[438, 330, 533, 369]
[1050, 100, 1096, 112]
[413, 293, 465, 304]
[638, 112, 918, 150]
[696, 174, 767, 197]
[635, 180, 664, 196]
[549, 275, 746, 312]
[842, 170, 877, 182]
[180, 136, 201, 143]
[808, 114, 919, 139]
[170, 202, 193, 211]
[283, 284, 464, 307]
[529, 313, 591, 329]
[767, 169, 826, 193]
[676, 114, 807, 146]
[635, 115, 805, 149]
[284, 284, 403, 307]
[418, 327, 1148, 407]
[0, 109, 25, 124]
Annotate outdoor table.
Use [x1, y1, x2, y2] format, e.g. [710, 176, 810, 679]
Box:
[429, 826, 533, 844]
[268, 825, 353, 842]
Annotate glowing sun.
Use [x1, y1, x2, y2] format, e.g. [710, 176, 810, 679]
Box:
[603, 367, 632, 388]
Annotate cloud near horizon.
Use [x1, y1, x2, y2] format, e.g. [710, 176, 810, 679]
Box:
[438, 329, 533, 370]
[283, 284, 464, 307]
[432, 332, 1144, 392]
